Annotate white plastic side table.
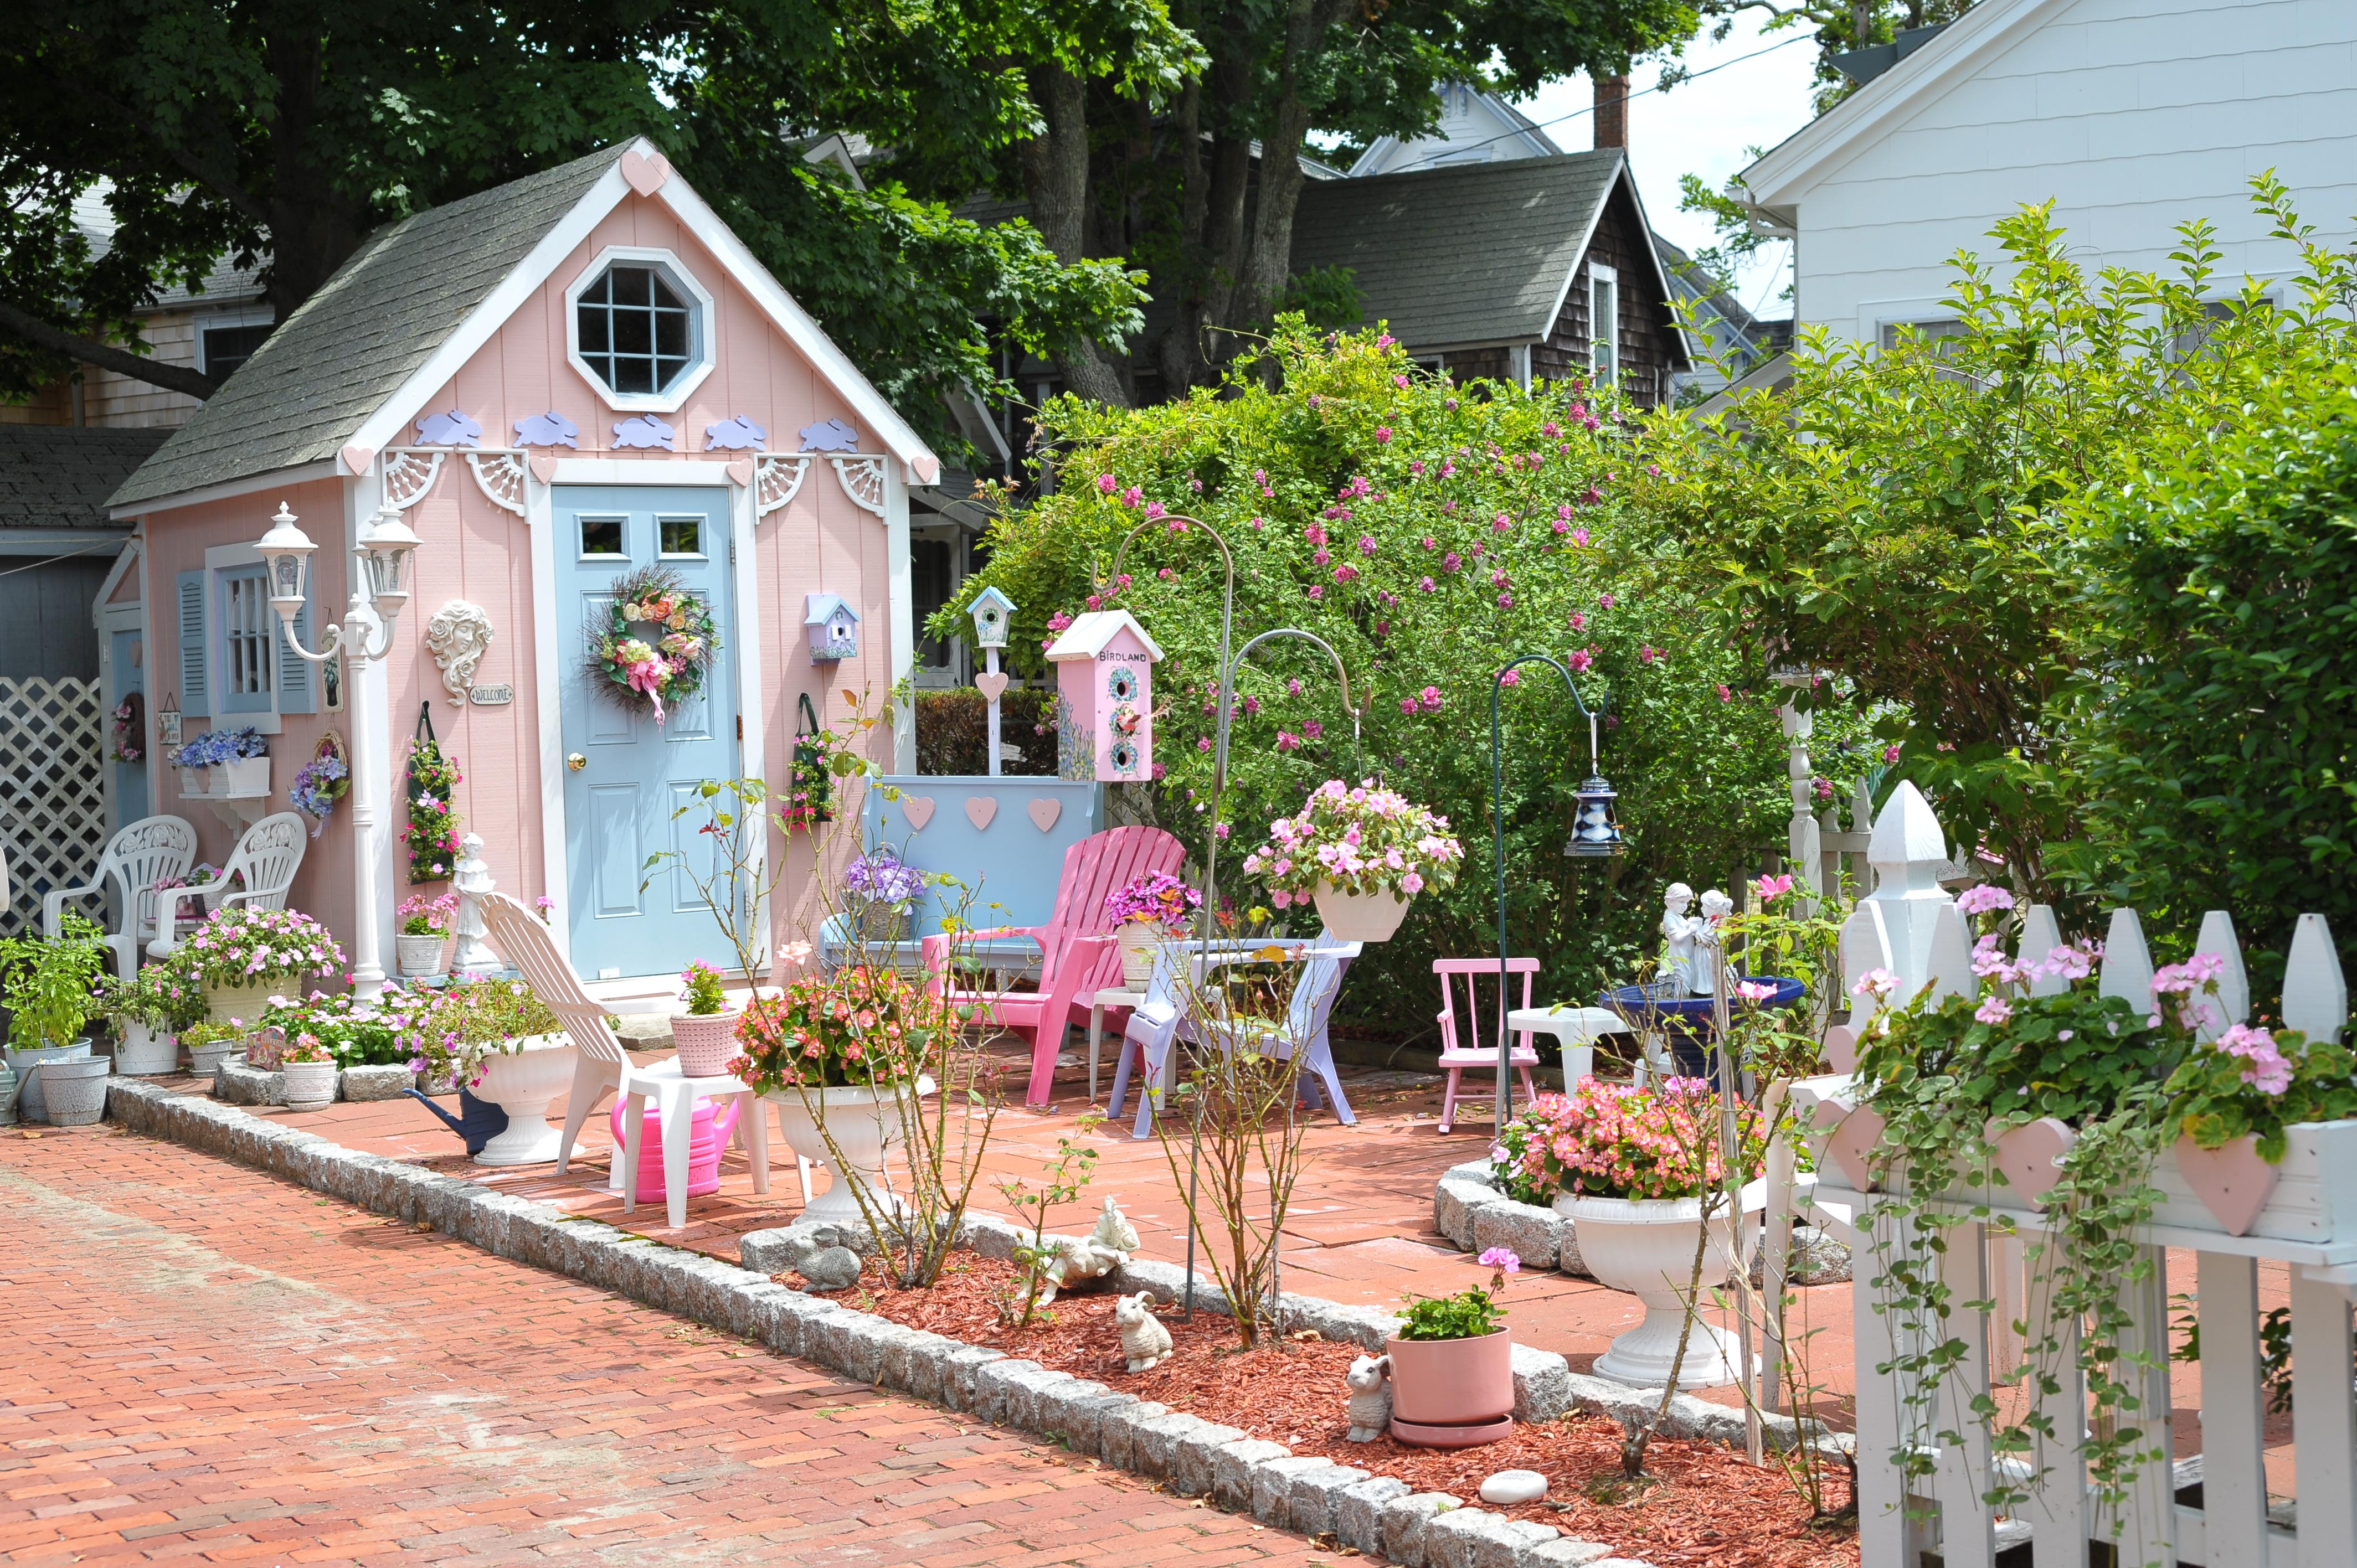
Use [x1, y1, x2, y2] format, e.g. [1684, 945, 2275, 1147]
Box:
[1507, 1005, 1632, 1088]
[1087, 986, 1146, 1102]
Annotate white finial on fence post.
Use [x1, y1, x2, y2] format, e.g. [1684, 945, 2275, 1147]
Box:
[1851, 780, 1956, 1004]
[2098, 908, 2155, 1010]
[2192, 910, 2250, 1043]
[2018, 905, 2068, 998]
[2281, 913, 2348, 1045]
[451, 833, 500, 976]
[1927, 903, 1975, 1003]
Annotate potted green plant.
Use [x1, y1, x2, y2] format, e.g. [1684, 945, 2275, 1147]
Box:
[280, 1030, 338, 1111]
[180, 1020, 243, 1079]
[95, 962, 205, 1075]
[176, 906, 346, 1022]
[1, 914, 109, 1123]
[395, 892, 456, 978]
[1382, 1247, 1520, 1447]
[1241, 778, 1463, 943]
[670, 960, 741, 1076]
[1103, 871, 1201, 986]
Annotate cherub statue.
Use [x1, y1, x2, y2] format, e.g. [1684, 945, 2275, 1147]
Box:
[1690, 888, 1736, 996]
[1659, 883, 1700, 994]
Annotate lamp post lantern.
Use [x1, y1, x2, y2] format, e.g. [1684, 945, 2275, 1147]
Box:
[255, 500, 421, 999]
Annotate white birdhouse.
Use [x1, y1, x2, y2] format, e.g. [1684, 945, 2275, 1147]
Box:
[968, 586, 1017, 651]
[805, 593, 860, 662]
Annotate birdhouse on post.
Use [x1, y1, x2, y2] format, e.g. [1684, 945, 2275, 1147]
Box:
[968, 586, 1016, 651]
[1045, 610, 1163, 782]
[805, 593, 860, 662]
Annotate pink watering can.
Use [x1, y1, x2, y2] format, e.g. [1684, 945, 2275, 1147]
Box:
[609, 1095, 741, 1201]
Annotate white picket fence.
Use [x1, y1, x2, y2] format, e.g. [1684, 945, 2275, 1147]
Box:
[1789, 783, 2357, 1568]
[0, 676, 107, 940]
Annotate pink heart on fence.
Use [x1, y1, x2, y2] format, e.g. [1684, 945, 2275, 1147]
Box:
[620, 149, 672, 195]
[1027, 797, 1061, 832]
[1986, 1117, 2076, 1207]
[341, 445, 376, 476]
[964, 796, 998, 831]
[899, 795, 935, 832]
[975, 672, 1010, 703]
[2176, 1134, 2279, 1236]
[1826, 1105, 1885, 1193]
[528, 452, 560, 484]
[725, 458, 754, 487]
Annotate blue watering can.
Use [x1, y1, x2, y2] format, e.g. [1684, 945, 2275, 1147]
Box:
[404, 1086, 509, 1155]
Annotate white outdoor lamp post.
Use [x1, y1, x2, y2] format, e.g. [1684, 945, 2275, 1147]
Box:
[258, 500, 421, 999]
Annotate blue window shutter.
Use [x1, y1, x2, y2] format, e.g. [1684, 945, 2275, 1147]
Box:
[177, 569, 209, 716]
[278, 593, 315, 713]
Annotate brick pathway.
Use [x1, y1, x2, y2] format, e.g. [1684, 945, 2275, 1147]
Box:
[0, 1124, 1332, 1568]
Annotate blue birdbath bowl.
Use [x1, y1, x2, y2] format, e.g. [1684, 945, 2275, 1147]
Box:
[1598, 976, 1807, 1079]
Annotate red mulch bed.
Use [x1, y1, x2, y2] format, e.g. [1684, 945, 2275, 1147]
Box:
[812, 1254, 1857, 1568]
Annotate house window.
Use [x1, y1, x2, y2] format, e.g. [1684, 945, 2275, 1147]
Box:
[1589, 265, 1619, 383]
[1878, 318, 1966, 353]
[217, 566, 275, 713]
[911, 530, 961, 674]
[577, 262, 699, 396]
[579, 516, 625, 558]
[200, 323, 272, 380]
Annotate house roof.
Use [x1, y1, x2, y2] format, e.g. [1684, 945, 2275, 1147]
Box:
[1291, 151, 1675, 355]
[114, 137, 939, 512]
[0, 426, 171, 532]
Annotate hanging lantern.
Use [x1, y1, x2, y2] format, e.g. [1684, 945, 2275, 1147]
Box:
[1565, 772, 1624, 858]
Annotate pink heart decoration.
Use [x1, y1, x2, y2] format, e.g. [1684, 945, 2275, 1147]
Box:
[899, 795, 935, 832]
[911, 454, 941, 486]
[341, 444, 376, 476]
[964, 796, 999, 831]
[1822, 1023, 1859, 1075]
[2176, 1134, 2279, 1237]
[1026, 797, 1062, 832]
[1986, 1117, 2077, 1207]
[975, 672, 1010, 704]
[1825, 1105, 1885, 1194]
[527, 452, 559, 484]
[619, 149, 672, 196]
[725, 458, 754, 487]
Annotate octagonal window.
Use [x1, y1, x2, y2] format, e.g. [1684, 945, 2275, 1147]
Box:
[577, 262, 700, 396]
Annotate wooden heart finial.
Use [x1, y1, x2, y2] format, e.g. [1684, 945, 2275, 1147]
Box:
[620, 149, 672, 196]
[964, 796, 999, 831]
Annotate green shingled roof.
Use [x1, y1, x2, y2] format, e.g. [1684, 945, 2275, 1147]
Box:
[1290, 150, 1624, 350]
[111, 146, 628, 510]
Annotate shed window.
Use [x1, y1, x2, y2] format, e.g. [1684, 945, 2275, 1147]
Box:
[218, 566, 275, 711]
[577, 263, 698, 395]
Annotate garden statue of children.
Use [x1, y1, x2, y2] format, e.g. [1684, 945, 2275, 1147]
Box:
[1690, 888, 1736, 996]
[1659, 883, 1700, 994]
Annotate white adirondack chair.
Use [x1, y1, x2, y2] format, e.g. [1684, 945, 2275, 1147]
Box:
[1110, 941, 1362, 1139]
[145, 812, 308, 958]
[478, 892, 807, 1229]
[43, 815, 198, 980]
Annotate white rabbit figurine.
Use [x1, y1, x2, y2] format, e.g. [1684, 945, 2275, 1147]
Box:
[1345, 1354, 1393, 1442]
[1114, 1291, 1174, 1373]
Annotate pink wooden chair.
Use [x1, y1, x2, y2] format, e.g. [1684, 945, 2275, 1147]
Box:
[921, 825, 1182, 1108]
[1434, 957, 1542, 1133]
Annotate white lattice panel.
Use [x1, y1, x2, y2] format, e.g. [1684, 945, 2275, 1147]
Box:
[0, 677, 106, 938]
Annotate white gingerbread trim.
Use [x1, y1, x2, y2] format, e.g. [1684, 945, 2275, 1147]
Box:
[831, 454, 887, 517]
[754, 453, 812, 521]
[379, 448, 446, 511]
[463, 449, 529, 515]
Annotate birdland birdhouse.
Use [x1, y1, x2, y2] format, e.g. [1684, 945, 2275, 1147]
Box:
[1045, 610, 1163, 782]
[968, 586, 1016, 651]
[805, 593, 860, 662]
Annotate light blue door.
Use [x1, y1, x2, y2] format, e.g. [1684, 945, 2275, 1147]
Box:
[555, 486, 738, 979]
[110, 628, 150, 826]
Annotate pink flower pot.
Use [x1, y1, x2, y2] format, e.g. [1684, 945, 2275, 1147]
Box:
[671, 1009, 743, 1078]
[1383, 1329, 1514, 1447]
[609, 1096, 743, 1201]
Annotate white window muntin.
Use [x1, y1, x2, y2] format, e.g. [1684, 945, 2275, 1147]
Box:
[1589, 262, 1619, 384]
[563, 246, 719, 414]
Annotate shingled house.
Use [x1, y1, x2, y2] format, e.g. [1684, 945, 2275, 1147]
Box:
[1290, 149, 1691, 404]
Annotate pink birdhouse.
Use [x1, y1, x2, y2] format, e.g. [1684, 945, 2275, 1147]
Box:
[1046, 610, 1164, 782]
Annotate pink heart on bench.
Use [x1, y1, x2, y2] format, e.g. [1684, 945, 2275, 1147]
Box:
[964, 796, 998, 831]
[899, 795, 935, 832]
[1027, 797, 1062, 832]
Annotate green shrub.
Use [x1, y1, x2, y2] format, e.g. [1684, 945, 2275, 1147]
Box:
[914, 687, 1056, 775]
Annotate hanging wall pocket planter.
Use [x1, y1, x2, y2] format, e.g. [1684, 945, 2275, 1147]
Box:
[781, 694, 835, 832]
[405, 704, 465, 883]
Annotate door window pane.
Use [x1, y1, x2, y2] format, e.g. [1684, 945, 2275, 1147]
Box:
[580, 517, 625, 557]
[659, 517, 703, 556]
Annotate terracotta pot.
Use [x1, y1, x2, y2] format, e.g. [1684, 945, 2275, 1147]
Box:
[467, 1035, 581, 1166]
[765, 1076, 936, 1225]
[396, 933, 449, 978]
[281, 1060, 337, 1112]
[1558, 1185, 1764, 1389]
[1313, 883, 1413, 943]
[1382, 1329, 1514, 1447]
[671, 1009, 744, 1078]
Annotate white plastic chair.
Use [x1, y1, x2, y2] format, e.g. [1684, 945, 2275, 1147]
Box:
[45, 815, 197, 980]
[1109, 941, 1361, 1139]
[479, 893, 806, 1228]
[145, 812, 308, 958]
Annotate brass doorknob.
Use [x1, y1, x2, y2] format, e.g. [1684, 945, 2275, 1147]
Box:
[567, 752, 587, 771]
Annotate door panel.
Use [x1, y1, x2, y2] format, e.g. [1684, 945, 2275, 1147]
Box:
[110, 627, 149, 827]
[555, 486, 737, 978]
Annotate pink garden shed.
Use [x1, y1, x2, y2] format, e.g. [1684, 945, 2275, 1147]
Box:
[106, 140, 939, 995]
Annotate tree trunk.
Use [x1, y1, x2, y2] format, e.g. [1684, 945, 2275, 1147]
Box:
[1228, 0, 1341, 332]
[1016, 63, 1131, 407]
[261, 33, 364, 326]
[0, 302, 218, 400]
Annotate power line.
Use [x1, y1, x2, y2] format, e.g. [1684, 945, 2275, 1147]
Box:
[0, 538, 119, 579]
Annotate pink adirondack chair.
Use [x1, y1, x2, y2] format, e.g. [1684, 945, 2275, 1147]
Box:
[921, 824, 1183, 1108]
[1434, 957, 1542, 1133]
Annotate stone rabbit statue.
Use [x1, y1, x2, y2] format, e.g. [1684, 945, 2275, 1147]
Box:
[1114, 1291, 1174, 1373]
[1345, 1354, 1393, 1442]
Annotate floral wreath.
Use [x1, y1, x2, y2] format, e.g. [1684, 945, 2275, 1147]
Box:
[290, 731, 351, 838]
[591, 564, 717, 726]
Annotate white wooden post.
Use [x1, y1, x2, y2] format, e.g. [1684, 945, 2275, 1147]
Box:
[2289, 1262, 2357, 1566]
[2194, 1250, 2269, 1568]
[1934, 1219, 1998, 1568]
[1846, 781, 1958, 1007]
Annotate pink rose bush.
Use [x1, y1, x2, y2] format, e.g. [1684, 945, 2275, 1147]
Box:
[1491, 1077, 1763, 1203]
[1239, 778, 1462, 907]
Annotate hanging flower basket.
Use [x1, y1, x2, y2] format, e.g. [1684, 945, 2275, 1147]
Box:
[1241, 779, 1462, 945]
[291, 731, 351, 837]
[403, 706, 464, 883]
[589, 564, 717, 726]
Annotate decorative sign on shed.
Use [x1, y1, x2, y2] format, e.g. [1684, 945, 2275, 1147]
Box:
[1045, 610, 1163, 782]
[805, 592, 861, 662]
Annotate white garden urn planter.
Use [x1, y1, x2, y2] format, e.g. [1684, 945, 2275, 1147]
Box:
[468, 1035, 582, 1166]
[113, 1022, 181, 1076]
[1313, 882, 1413, 943]
[765, 1076, 937, 1225]
[202, 975, 293, 1025]
[396, 933, 449, 978]
[1558, 1180, 1766, 1389]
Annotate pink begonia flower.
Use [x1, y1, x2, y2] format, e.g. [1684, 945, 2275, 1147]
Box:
[1883, 744, 1903, 764]
[1639, 645, 1660, 665]
[1417, 576, 1437, 592]
[1358, 535, 1378, 556]
[1493, 513, 1512, 532]
[1442, 553, 1463, 572]
[1145, 501, 1165, 519]
[1159, 566, 1176, 580]
[1151, 762, 1167, 780]
[1307, 584, 1325, 600]
[1420, 687, 1443, 711]
[1599, 593, 1617, 609]
[1956, 884, 2016, 917]
[1097, 474, 1117, 493]
[1499, 669, 1520, 687]
[1275, 731, 1300, 752]
[1852, 967, 1899, 999]
[1399, 697, 1420, 715]
[1497, 593, 1514, 608]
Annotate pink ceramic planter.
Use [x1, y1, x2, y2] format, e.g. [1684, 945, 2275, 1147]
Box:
[1383, 1329, 1514, 1447]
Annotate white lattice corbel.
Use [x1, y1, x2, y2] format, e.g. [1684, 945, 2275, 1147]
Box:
[462, 450, 528, 515]
[378, 448, 447, 511]
[754, 453, 813, 522]
[831, 455, 887, 517]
